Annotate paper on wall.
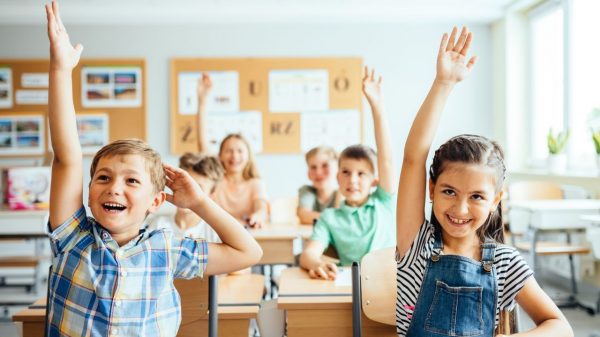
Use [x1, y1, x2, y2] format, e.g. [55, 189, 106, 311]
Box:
[178, 71, 240, 115]
[16, 90, 48, 105]
[21, 73, 49, 88]
[205, 110, 262, 153]
[269, 69, 329, 113]
[300, 109, 360, 153]
[0, 68, 13, 109]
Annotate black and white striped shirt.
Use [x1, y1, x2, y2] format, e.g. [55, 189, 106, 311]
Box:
[395, 221, 533, 336]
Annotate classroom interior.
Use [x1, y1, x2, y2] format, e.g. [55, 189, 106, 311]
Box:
[0, 0, 599, 336]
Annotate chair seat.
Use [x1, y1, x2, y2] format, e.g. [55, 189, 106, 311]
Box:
[0, 256, 41, 268]
[515, 242, 591, 255]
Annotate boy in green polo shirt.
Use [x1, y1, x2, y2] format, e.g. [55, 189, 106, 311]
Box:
[299, 66, 396, 279]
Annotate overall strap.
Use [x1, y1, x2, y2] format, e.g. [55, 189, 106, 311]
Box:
[431, 225, 443, 262]
[481, 239, 496, 272]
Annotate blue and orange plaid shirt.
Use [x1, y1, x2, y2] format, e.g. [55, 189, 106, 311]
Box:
[47, 206, 208, 337]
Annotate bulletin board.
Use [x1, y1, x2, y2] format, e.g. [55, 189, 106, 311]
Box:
[0, 59, 146, 157]
[170, 57, 363, 154]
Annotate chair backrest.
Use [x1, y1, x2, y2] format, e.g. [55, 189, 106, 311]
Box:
[269, 196, 299, 225]
[508, 181, 563, 201]
[359, 247, 396, 325]
[174, 275, 217, 337]
[496, 306, 520, 335]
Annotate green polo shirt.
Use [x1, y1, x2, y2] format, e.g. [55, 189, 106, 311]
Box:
[310, 186, 397, 266]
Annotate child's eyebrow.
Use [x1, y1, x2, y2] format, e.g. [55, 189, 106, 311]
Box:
[96, 167, 142, 176]
[439, 183, 486, 195]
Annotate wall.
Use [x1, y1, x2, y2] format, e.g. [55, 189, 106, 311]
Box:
[0, 22, 493, 204]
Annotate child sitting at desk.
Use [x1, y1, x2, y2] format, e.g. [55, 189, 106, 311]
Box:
[44, 2, 262, 335]
[299, 66, 396, 279]
[297, 146, 341, 224]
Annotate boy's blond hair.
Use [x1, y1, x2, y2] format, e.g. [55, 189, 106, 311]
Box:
[304, 146, 338, 164]
[339, 144, 377, 174]
[219, 134, 260, 180]
[90, 139, 165, 193]
[179, 152, 224, 192]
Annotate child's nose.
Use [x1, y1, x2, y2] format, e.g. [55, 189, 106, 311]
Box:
[455, 198, 469, 214]
[107, 180, 123, 195]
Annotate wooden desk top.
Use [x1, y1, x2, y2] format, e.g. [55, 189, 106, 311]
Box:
[249, 224, 312, 240]
[277, 267, 352, 310]
[12, 274, 266, 323]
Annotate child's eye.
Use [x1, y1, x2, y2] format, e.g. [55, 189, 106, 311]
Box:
[471, 194, 485, 201]
[127, 178, 140, 184]
[442, 189, 455, 196]
[96, 175, 109, 182]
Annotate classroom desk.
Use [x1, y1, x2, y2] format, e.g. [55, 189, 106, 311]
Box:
[509, 199, 600, 272]
[249, 224, 312, 265]
[12, 274, 265, 337]
[277, 267, 395, 337]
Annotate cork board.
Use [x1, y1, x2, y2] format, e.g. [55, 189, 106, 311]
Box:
[170, 57, 363, 154]
[0, 59, 146, 157]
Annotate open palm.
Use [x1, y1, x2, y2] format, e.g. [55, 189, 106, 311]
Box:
[436, 26, 477, 84]
[46, 1, 82, 71]
[362, 66, 383, 105]
[197, 73, 213, 99]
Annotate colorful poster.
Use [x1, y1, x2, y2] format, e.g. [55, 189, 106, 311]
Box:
[205, 111, 262, 153]
[82, 67, 142, 107]
[269, 69, 329, 113]
[0, 115, 44, 155]
[77, 114, 109, 154]
[178, 71, 240, 115]
[0, 68, 13, 109]
[300, 109, 360, 153]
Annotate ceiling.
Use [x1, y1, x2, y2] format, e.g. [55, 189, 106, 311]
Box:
[0, 0, 520, 25]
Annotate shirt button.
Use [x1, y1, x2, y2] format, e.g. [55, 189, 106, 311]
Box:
[102, 232, 110, 241]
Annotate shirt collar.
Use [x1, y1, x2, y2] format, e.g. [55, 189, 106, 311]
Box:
[339, 196, 375, 214]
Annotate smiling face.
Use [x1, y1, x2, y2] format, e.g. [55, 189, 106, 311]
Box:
[219, 137, 250, 175]
[429, 162, 503, 245]
[337, 158, 376, 207]
[88, 154, 165, 243]
[307, 152, 338, 190]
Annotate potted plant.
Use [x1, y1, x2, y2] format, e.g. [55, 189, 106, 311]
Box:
[593, 128, 600, 170]
[547, 128, 569, 173]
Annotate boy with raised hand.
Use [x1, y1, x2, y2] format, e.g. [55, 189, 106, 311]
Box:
[299, 66, 396, 279]
[45, 1, 261, 335]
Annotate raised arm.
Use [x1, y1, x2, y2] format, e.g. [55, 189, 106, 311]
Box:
[163, 163, 262, 275]
[195, 73, 212, 153]
[396, 27, 477, 258]
[46, 0, 85, 230]
[362, 67, 394, 193]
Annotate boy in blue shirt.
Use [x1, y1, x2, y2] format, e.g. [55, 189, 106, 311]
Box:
[45, 2, 262, 335]
[300, 67, 396, 279]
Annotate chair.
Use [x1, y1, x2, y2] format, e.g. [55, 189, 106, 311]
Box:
[508, 180, 595, 315]
[174, 275, 218, 337]
[351, 248, 519, 336]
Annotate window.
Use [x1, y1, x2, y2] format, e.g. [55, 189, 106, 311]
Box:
[528, 0, 600, 170]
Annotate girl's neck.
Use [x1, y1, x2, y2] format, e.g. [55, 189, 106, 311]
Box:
[441, 233, 481, 260]
[226, 172, 245, 183]
[175, 209, 201, 230]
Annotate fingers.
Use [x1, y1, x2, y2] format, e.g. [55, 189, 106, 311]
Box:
[362, 66, 369, 81]
[52, 1, 65, 31]
[438, 32, 448, 60]
[445, 26, 458, 52]
[164, 193, 174, 204]
[324, 263, 337, 279]
[370, 68, 375, 81]
[460, 32, 473, 56]
[377, 75, 382, 85]
[466, 55, 478, 70]
[453, 26, 468, 53]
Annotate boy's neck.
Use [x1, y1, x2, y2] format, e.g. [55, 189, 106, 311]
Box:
[111, 229, 140, 247]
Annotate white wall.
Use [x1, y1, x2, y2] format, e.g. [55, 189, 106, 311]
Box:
[0, 22, 493, 202]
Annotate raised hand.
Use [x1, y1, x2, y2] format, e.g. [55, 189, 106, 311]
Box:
[163, 163, 207, 209]
[362, 66, 383, 107]
[197, 72, 213, 100]
[45, 1, 83, 71]
[436, 26, 477, 84]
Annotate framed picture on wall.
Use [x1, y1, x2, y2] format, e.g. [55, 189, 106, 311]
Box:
[0, 114, 44, 155]
[81, 66, 142, 108]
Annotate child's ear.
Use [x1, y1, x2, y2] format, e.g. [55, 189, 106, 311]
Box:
[148, 191, 167, 213]
[371, 177, 379, 188]
[428, 178, 435, 201]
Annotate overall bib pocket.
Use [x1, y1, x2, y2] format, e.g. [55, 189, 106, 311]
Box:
[424, 280, 484, 336]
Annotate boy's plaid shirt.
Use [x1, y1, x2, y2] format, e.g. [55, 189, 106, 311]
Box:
[47, 206, 208, 337]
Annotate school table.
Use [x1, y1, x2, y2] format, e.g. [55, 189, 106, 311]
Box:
[277, 267, 395, 337]
[249, 224, 312, 265]
[508, 199, 600, 272]
[12, 274, 265, 337]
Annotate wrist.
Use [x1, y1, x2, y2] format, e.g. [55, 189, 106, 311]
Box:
[433, 77, 457, 88]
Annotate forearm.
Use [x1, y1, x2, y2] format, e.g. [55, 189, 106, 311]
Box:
[48, 69, 82, 164]
[297, 208, 320, 224]
[252, 199, 269, 219]
[191, 196, 261, 259]
[299, 241, 324, 270]
[196, 98, 208, 153]
[509, 319, 573, 337]
[403, 79, 454, 164]
[369, 100, 395, 192]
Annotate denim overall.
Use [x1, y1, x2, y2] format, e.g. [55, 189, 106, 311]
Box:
[406, 228, 497, 337]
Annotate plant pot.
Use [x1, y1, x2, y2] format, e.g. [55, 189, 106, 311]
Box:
[596, 154, 600, 173]
[547, 154, 567, 174]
